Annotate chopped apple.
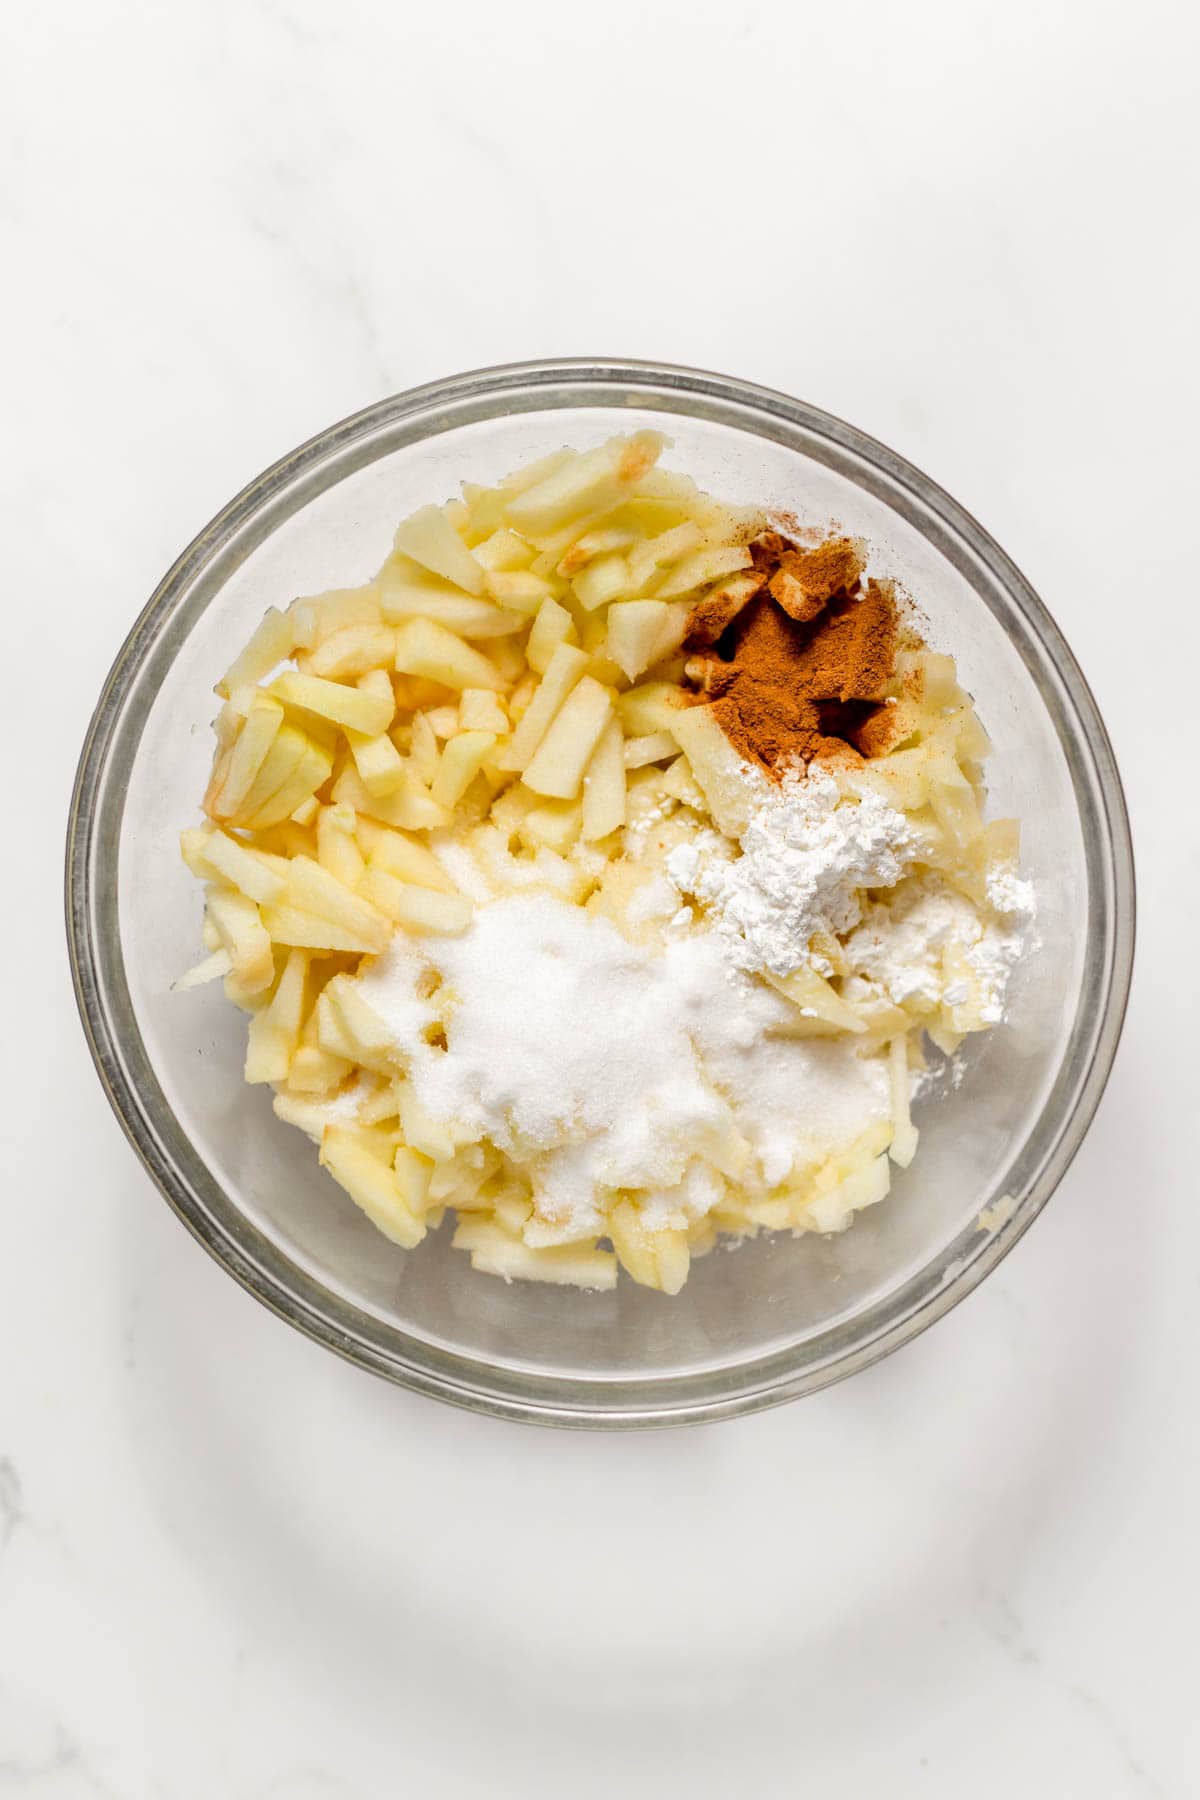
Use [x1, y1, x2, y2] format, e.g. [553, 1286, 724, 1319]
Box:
[605, 599, 689, 681]
[359, 868, 472, 935]
[581, 714, 626, 842]
[518, 798, 583, 853]
[280, 855, 390, 948]
[320, 1126, 427, 1249]
[393, 617, 506, 692]
[355, 817, 454, 891]
[244, 948, 310, 1084]
[270, 669, 394, 737]
[308, 624, 396, 681]
[573, 553, 630, 612]
[392, 504, 486, 595]
[526, 596, 577, 675]
[615, 681, 686, 737]
[194, 829, 287, 905]
[171, 948, 232, 991]
[504, 431, 665, 536]
[608, 1201, 690, 1295]
[497, 643, 589, 772]
[470, 527, 536, 572]
[316, 804, 366, 887]
[431, 730, 496, 809]
[216, 607, 294, 698]
[624, 521, 705, 593]
[482, 570, 558, 615]
[452, 1218, 617, 1289]
[653, 544, 753, 598]
[206, 888, 275, 994]
[344, 727, 407, 797]
[333, 764, 451, 833]
[457, 688, 509, 734]
[669, 704, 758, 834]
[206, 693, 285, 820]
[622, 730, 678, 770]
[522, 676, 613, 800]
[379, 559, 522, 636]
[289, 585, 381, 650]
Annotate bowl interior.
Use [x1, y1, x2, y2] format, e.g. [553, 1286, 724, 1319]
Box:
[77, 373, 1125, 1419]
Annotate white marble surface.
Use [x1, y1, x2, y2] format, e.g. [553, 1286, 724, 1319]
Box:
[4, 0, 1198, 1793]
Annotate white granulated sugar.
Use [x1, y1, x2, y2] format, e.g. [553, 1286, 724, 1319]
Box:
[352, 892, 887, 1230]
[667, 765, 918, 977]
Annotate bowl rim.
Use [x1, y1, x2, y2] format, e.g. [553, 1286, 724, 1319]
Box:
[65, 356, 1136, 1429]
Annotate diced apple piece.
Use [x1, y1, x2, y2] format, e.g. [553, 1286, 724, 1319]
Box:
[765, 964, 867, 1034]
[344, 727, 407, 797]
[355, 817, 455, 891]
[320, 1126, 427, 1249]
[196, 830, 287, 904]
[573, 553, 630, 612]
[240, 740, 333, 831]
[431, 730, 496, 809]
[397, 1088, 457, 1161]
[206, 888, 275, 994]
[556, 525, 637, 576]
[625, 522, 705, 593]
[482, 570, 558, 615]
[244, 948, 310, 1084]
[216, 607, 294, 698]
[615, 681, 687, 736]
[333, 764, 451, 834]
[622, 730, 678, 770]
[206, 693, 285, 820]
[457, 688, 508, 734]
[392, 504, 485, 595]
[393, 618, 506, 692]
[360, 868, 473, 935]
[659, 754, 707, 811]
[888, 1034, 919, 1168]
[608, 1201, 690, 1295]
[519, 798, 583, 853]
[452, 1218, 617, 1289]
[522, 676, 613, 801]
[605, 600, 689, 681]
[270, 670, 394, 737]
[291, 794, 320, 827]
[424, 705, 460, 738]
[316, 804, 366, 886]
[408, 712, 442, 787]
[289, 585, 382, 650]
[526, 596, 577, 675]
[287, 1044, 354, 1094]
[171, 948, 232, 991]
[260, 904, 386, 955]
[323, 977, 398, 1071]
[497, 643, 589, 772]
[581, 714, 626, 842]
[393, 1146, 434, 1215]
[471, 527, 536, 573]
[669, 704, 757, 835]
[281, 855, 391, 950]
[653, 544, 752, 598]
[307, 624, 396, 680]
[499, 446, 577, 494]
[804, 1153, 891, 1234]
[504, 432, 666, 536]
[379, 559, 522, 636]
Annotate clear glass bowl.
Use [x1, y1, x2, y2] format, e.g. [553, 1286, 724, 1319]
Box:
[66, 359, 1134, 1428]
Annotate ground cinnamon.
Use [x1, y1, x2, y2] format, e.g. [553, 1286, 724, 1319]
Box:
[684, 532, 898, 776]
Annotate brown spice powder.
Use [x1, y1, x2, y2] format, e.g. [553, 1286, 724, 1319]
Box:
[684, 532, 899, 776]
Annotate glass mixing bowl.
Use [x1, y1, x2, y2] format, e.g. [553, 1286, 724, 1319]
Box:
[66, 359, 1134, 1427]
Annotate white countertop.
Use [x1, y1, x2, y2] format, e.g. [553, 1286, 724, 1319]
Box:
[5, 1, 1197, 1794]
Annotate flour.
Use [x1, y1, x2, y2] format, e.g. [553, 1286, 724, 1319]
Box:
[843, 874, 1028, 1025]
[351, 892, 888, 1233]
[667, 765, 918, 976]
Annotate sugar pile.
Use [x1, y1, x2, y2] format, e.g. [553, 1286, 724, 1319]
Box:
[352, 892, 888, 1233]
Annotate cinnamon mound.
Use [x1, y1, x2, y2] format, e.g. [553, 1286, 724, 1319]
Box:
[684, 532, 898, 776]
